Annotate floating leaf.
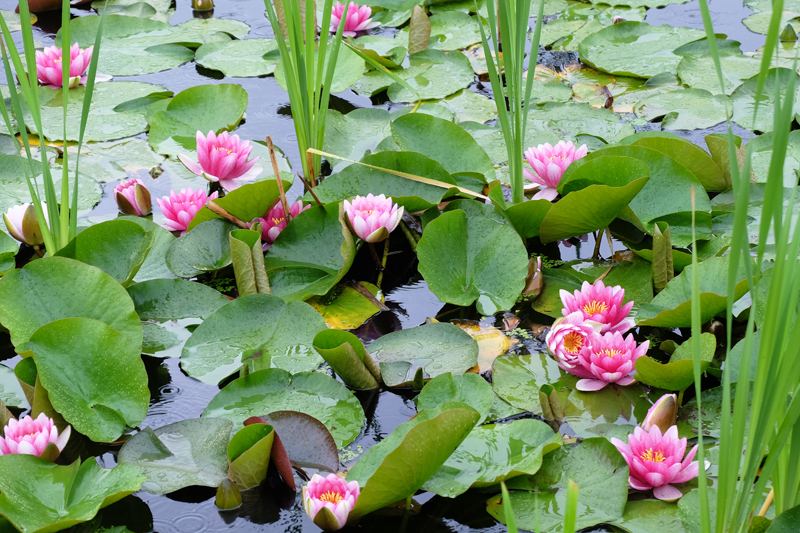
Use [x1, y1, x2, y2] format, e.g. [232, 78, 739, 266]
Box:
[424, 419, 562, 498]
[0, 456, 144, 533]
[408, 5, 431, 54]
[118, 418, 233, 494]
[491, 353, 564, 414]
[188, 179, 293, 230]
[24, 318, 149, 443]
[652, 221, 675, 292]
[399, 11, 482, 51]
[634, 333, 716, 391]
[633, 89, 732, 130]
[202, 368, 365, 447]
[0, 231, 17, 273]
[367, 322, 479, 387]
[629, 135, 728, 192]
[181, 293, 325, 384]
[416, 372, 493, 424]
[731, 68, 800, 132]
[452, 319, 516, 372]
[274, 43, 365, 94]
[0, 364, 27, 410]
[347, 402, 479, 518]
[610, 499, 686, 533]
[195, 39, 280, 77]
[308, 282, 382, 330]
[674, 38, 761, 95]
[165, 219, 236, 278]
[254, 411, 340, 472]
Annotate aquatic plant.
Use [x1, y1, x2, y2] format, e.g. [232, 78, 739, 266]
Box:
[0, 414, 70, 459]
[545, 311, 601, 372]
[641, 394, 678, 433]
[560, 280, 635, 334]
[114, 179, 152, 216]
[157, 188, 218, 235]
[571, 331, 649, 391]
[3, 203, 47, 247]
[611, 425, 699, 502]
[343, 194, 403, 243]
[524, 141, 588, 201]
[330, 2, 378, 37]
[303, 473, 360, 531]
[250, 200, 310, 245]
[178, 131, 261, 191]
[35, 43, 93, 88]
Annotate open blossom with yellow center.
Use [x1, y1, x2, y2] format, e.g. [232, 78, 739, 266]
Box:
[546, 311, 601, 371]
[35, 43, 93, 88]
[249, 200, 311, 249]
[572, 331, 649, 391]
[560, 280, 635, 334]
[611, 425, 700, 502]
[303, 473, 359, 531]
[523, 140, 588, 201]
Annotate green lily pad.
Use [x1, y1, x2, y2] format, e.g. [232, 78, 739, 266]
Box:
[353, 49, 474, 102]
[749, 130, 800, 187]
[397, 11, 483, 51]
[188, 178, 293, 231]
[55, 219, 155, 287]
[367, 322, 479, 387]
[0, 231, 17, 273]
[181, 293, 325, 384]
[307, 282, 382, 330]
[24, 317, 149, 443]
[487, 438, 629, 532]
[310, 151, 457, 212]
[415, 372, 494, 425]
[274, 43, 365, 94]
[586, 0, 689, 6]
[391, 112, 494, 183]
[202, 368, 365, 447]
[228, 422, 274, 489]
[611, 499, 686, 533]
[323, 108, 394, 173]
[0, 364, 28, 409]
[166, 219, 236, 278]
[121, 217, 177, 283]
[195, 39, 280, 77]
[93, 0, 174, 23]
[634, 89, 732, 130]
[62, 137, 166, 183]
[675, 39, 762, 95]
[629, 135, 728, 191]
[423, 419, 562, 498]
[0, 256, 142, 350]
[0, 456, 144, 533]
[352, 35, 407, 68]
[743, 9, 800, 35]
[491, 353, 564, 414]
[764, 502, 800, 532]
[63, 15, 199, 75]
[148, 84, 249, 155]
[118, 418, 233, 494]
[177, 17, 250, 39]
[634, 333, 717, 391]
[579, 22, 705, 78]
[263, 202, 356, 302]
[731, 68, 800, 132]
[347, 402, 480, 518]
[527, 102, 635, 144]
[637, 256, 752, 327]
[676, 383, 751, 439]
[417, 211, 528, 315]
[432, 89, 498, 123]
[313, 329, 380, 389]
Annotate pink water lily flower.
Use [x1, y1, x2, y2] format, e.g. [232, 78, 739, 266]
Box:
[303, 473, 359, 531]
[560, 280, 635, 334]
[4, 203, 48, 246]
[0, 414, 71, 460]
[331, 2, 380, 37]
[611, 425, 700, 502]
[35, 43, 93, 89]
[157, 187, 218, 235]
[546, 311, 601, 371]
[114, 178, 152, 216]
[343, 193, 404, 243]
[178, 131, 262, 192]
[573, 331, 649, 391]
[523, 141, 588, 201]
[250, 200, 311, 246]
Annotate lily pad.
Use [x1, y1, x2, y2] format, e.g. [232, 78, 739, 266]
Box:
[255, 410, 340, 472]
[195, 39, 280, 77]
[367, 322, 479, 387]
[397, 11, 483, 51]
[0, 364, 28, 410]
[307, 282, 382, 330]
[353, 49, 475, 102]
[634, 333, 717, 391]
[491, 353, 564, 414]
[228, 422, 275, 489]
[181, 293, 325, 385]
[634, 89, 732, 130]
[0, 231, 17, 273]
[166, 219, 236, 278]
[629, 135, 728, 191]
[0, 456, 144, 533]
[416, 372, 494, 424]
[487, 438, 629, 532]
[731, 68, 800, 133]
[118, 418, 233, 494]
[148, 84, 249, 155]
[122, 217, 177, 283]
[0, 256, 142, 350]
[433, 89, 498, 123]
[263, 202, 356, 302]
[675, 39, 761, 95]
[579, 22, 705, 78]
[274, 43, 365, 95]
[313, 329, 380, 390]
[347, 402, 479, 518]
[611, 499, 686, 533]
[423, 419, 562, 498]
[527, 102, 635, 144]
[188, 178, 293, 230]
[323, 108, 394, 173]
[202, 368, 365, 447]
[417, 211, 528, 315]
[24, 317, 150, 443]
[62, 137, 166, 183]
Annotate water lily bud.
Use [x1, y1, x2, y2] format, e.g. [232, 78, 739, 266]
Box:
[641, 393, 678, 433]
[343, 194, 404, 243]
[4, 203, 46, 246]
[216, 478, 242, 510]
[780, 23, 798, 42]
[612, 16, 627, 24]
[192, 0, 214, 10]
[114, 178, 152, 216]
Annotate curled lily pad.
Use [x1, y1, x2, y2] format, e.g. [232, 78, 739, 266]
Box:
[181, 293, 326, 384]
[347, 402, 480, 519]
[423, 419, 562, 498]
[313, 329, 381, 389]
[118, 418, 233, 494]
[202, 368, 365, 447]
[227, 422, 275, 489]
[254, 411, 340, 472]
[0, 456, 144, 533]
[367, 321, 479, 388]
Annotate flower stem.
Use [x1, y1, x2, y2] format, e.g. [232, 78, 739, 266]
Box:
[266, 135, 291, 223]
[399, 220, 418, 251]
[376, 235, 390, 289]
[205, 200, 249, 229]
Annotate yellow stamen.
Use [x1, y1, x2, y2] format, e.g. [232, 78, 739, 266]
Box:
[563, 331, 584, 354]
[583, 300, 608, 315]
[599, 348, 621, 358]
[319, 491, 343, 504]
[216, 147, 233, 154]
[271, 217, 284, 225]
[640, 448, 665, 463]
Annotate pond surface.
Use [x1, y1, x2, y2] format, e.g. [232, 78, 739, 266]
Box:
[0, 0, 773, 531]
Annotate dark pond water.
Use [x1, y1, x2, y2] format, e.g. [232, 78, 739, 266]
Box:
[0, 0, 765, 531]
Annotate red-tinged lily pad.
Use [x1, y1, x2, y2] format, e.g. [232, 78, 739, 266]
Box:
[248, 410, 340, 474]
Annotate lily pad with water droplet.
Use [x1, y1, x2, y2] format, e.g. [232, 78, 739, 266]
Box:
[0, 364, 28, 410]
[610, 499, 686, 533]
[195, 39, 280, 77]
[397, 11, 484, 51]
[165, 219, 236, 279]
[634, 89, 732, 130]
[674, 39, 762, 95]
[416, 372, 494, 424]
[731, 68, 800, 132]
[202, 368, 365, 447]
